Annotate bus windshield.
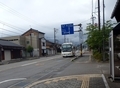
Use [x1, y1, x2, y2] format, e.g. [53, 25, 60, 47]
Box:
[62, 44, 72, 52]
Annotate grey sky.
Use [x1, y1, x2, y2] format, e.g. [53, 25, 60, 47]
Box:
[0, 0, 117, 44]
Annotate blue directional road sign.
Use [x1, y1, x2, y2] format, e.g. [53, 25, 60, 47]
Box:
[61, 23, 74, 35]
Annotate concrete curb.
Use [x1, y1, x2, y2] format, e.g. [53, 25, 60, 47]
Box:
[71, 56, 79, 62]
[102, 74, 110, 88]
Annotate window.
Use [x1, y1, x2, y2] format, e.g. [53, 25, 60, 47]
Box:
[27, 41, 29, 44]
[43, 42, 45, 46]
[8, 39, 18, 41]
[62, 44, 72, 48]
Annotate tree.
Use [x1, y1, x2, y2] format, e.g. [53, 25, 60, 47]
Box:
[85, 20, 116, 61]
[26, 45, 33, 57]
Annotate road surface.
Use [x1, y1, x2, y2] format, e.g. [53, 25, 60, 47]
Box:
[0, 53, 109, 88]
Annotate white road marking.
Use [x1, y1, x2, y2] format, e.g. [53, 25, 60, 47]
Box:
[21, 62, 37, 66]
[0, 56, 60, 72]
[97, 65, 101, 68]
[21, 58, 54, 67]
[0, 78, 27, 84]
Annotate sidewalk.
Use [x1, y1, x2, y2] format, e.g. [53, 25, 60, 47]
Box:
[24, 51, 120, 88]
[1, 51, 120, 88]
[25, 74, 108, 88]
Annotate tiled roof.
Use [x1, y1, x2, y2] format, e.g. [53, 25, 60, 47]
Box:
[111, 0, 120, 22]
[0, 39, 23, 47]
[22, 28, 45, 36]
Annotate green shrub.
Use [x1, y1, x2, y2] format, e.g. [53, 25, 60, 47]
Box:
[105, 52, 109, 61]
[93, 51, 102, 61]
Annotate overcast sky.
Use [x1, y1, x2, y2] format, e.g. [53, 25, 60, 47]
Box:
[0, 0, 117, 44]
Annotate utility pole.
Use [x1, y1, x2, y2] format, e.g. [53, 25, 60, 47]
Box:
[91, 0, 96, 25]
[103, 0, 105, 61]
[98, 0, 101, 31]
[67, 38, 69, 42]
[74, 23, 83, 57]
[79, 26, 83, 57]
[92, 0, 94, 25]
[64, 35, 66, 43]
[54, 28, 58, 54]
[54, 28, 56, 45]
[0, 47, 2, 62]
[98, 0, 101, 53]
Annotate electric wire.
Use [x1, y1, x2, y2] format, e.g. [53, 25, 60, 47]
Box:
[0, 2, 94, 38]
[0, 28, 21, 34]
[0, 20, 27, 33]
[0, 2, 53, 29]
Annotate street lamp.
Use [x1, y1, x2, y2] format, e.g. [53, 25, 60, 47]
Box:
[74, 23, 83, 57]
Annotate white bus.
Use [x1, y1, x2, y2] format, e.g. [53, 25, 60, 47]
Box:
[61, 43, 75, 57]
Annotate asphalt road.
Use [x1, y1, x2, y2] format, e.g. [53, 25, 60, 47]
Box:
[0, 55, 74, 88]
[0, 53, 110, 88]
[54, 54, 109, 77]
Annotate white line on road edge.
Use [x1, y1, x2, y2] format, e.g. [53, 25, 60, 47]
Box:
[21, 58, 58, 67]
[21, 62, 37, 66]
[0, 56, 61, 72]
[102, 74, 110, 88]
[0, 78, 27, 84]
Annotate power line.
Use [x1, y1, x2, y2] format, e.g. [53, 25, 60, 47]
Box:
[0, 2, 38, 25]
[0, 20, 27, 33]
[0, 32, 11, 36]
[0, 28, 21, 34]
[0, 2, 53, 29]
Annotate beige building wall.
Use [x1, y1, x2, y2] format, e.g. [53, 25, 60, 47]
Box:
[39, 34, 44, 38]
[25, 35, 38, 49]
[0, 36, 21, 45]
[0, 36, 26, 47]
[25, 34, 40, 57]
[19, 36, 26, 46]
[0, 29, 46, 57]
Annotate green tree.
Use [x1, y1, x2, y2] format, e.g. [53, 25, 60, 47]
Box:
[26, 45, 33, 57]
[85, 20, 116, 61]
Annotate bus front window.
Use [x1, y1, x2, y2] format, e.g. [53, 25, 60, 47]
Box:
[62, 44, 72, 52]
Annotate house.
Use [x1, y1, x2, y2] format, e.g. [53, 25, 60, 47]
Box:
[109, 0, 120, 80]
[21, 28, 46, 57]
[0, 28, 62, 57]
[1, 28, 46, 57]
[39, 37, 47, 56]
[46, 40, 56, 55]
[0, 36, 25, 46]
[0, 39, 23, 61]
[111, 0, 120, 22]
